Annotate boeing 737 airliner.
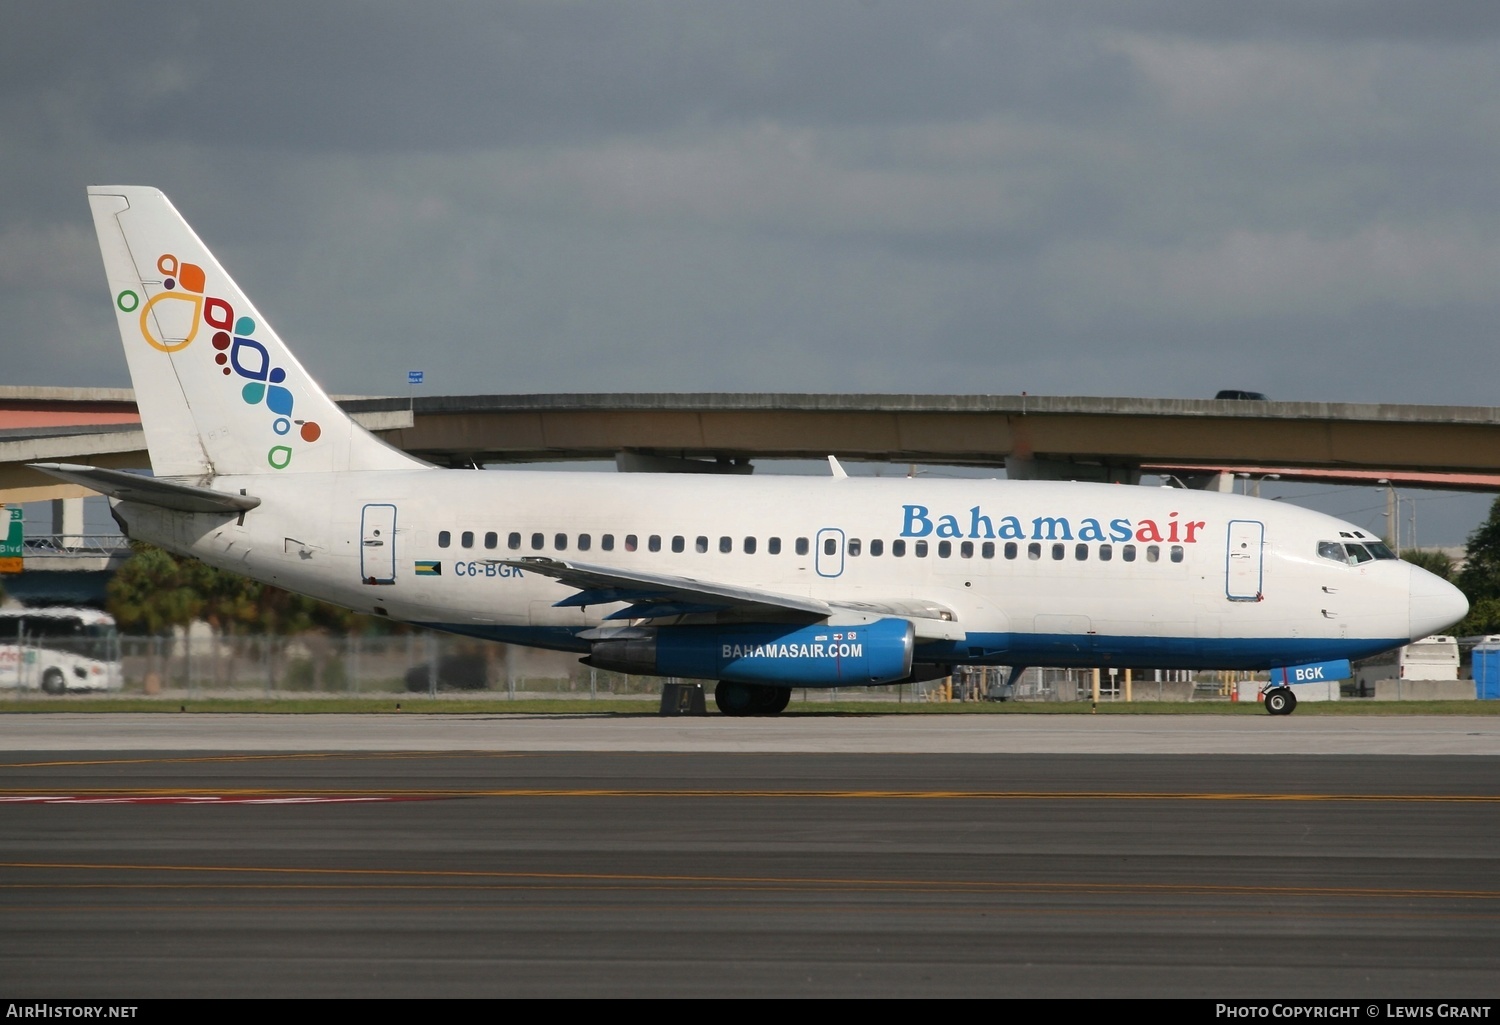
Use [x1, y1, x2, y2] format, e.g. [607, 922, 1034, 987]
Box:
[34, 187, 1469, 714]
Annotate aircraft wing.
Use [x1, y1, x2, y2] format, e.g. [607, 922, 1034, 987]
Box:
[496, 556, 964, 640]
[496, 557, 831, 622]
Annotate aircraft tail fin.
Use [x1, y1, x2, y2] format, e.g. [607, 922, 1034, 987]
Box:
[87, 186, 424, 478]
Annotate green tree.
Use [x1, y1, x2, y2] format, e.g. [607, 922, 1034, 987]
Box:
[1458, 497, 1500, 600]
[1452, 497, 1500, 635]
[107, 543, 365, 636]
[106, 543, 205, 634]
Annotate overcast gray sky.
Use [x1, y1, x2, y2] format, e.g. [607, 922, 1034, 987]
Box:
[4, 2, 1499, 543]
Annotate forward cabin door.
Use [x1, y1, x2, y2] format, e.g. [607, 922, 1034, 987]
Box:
[361, 503, 397, 585]
[1225, 519, 1264, 601]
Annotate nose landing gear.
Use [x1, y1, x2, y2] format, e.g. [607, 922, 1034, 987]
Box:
[1263, 686, 1298, 716]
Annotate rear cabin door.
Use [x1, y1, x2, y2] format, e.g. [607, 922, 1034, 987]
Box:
[361, 504, 397, 585]
[1225, 519, 1264, 601]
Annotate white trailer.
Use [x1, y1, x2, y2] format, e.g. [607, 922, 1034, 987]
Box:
[1353, 635, 1466, 700]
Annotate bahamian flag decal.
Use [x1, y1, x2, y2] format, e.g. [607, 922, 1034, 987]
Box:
[415, 561, 441, 576]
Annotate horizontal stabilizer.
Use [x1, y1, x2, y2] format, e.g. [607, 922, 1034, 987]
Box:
[28, 463, 260, 514]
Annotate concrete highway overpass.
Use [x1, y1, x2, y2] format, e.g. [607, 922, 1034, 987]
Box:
[5, 387, 1500, 504]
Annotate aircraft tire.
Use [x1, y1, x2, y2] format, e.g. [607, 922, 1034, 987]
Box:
[41, 669, 66, 696]
[714, 681, 755, 715]
[715, 682, 791, 715]
[1264, 687, 1295, 716]
[762, 687, 791, 714]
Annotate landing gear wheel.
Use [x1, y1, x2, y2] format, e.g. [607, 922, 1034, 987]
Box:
[41, 669, 66, 696]
[714, 681, 755, 715]
[1264, 687, 1297, 716]
[714, 682, 791, 715]
[759, 688, 791, 714]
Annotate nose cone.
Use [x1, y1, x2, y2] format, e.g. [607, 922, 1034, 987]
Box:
[1410, 565, 1468, 639]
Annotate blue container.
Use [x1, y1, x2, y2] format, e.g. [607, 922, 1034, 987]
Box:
[1471, 640, 1500, 700]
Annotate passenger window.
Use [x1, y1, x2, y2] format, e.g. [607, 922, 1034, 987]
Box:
[484, 531, 497, 550]
[796, 538, 810, 556]
[915, 540, 928, 557]
[870, 539, 883, 557]
[695, 536, 708, 553]
[1099, 544, 1112, 562]
[719, 536, 732, 553]
[769, 537, 782, 555]
[1122, 544, 1136, 562]
[1146, 545, 1160, 563]
[508, 532, 521, 551]
[648, 535, 661, 552]
[1052, 543, 1065, 560]
[1170, 545, 1184, 563]
[601, 534, 615, 552]
[672, 536, 685, 553]
[1004, 542, 1017, 560]
[744, 536, 757, 554]
[531, 532, 545, 551]
[848, 539, 861, 557]
[461, 531, 474, 549]
[961, 541, 974, 558]
[1028, 542, 1041, 560]
[824, 537, 837, 556]
[937, 541, 951, 558]
[1075, 543, 1088, 561]
[438, 531, 451, 549]
[578, 534, 591, 551]
[554, 533, 567, 551]
[892, 540, 906, 557]
[981, 542, 994, 559]
[625, 534, 639, 552]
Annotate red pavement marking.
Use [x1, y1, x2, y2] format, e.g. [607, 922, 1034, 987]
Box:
[0, 795, 439, 805]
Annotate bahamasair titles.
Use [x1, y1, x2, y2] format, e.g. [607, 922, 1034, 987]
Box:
[33, 187, 1468, 715]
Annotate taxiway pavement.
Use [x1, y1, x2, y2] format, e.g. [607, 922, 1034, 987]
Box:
[1, 715, 1497, 998]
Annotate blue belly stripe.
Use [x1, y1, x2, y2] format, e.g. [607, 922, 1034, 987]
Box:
[418, 622, 1407, 673]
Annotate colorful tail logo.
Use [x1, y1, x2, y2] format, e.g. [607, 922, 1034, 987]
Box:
[119, 253, 321, 470]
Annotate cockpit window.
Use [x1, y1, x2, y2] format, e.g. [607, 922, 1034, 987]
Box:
[1345, 543, 1374, 564]
[1317, 541, 1345, 563]
[1365, 541, 1397, 560]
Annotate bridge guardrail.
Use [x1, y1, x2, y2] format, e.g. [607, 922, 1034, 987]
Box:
[21, 535, 132, 558]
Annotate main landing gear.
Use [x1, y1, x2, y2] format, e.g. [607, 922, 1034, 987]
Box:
[713, 681, 791, 715]
[1263, 686, 1298, 716]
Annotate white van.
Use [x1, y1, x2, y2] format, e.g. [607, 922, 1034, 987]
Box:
[1352, 635, 1464, 699]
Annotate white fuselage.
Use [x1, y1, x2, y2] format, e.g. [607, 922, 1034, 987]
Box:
[114, 469, 1459, 676]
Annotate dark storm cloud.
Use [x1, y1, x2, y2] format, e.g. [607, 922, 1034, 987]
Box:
[2, 1, 1135, 152]
[1089, 0, 1500, 43]
[3, 3, 1499, 540]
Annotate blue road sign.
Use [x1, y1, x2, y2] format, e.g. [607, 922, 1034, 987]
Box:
[408, 371, 424, 385]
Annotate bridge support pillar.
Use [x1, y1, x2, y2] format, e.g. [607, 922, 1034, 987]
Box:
[50, 497, 84, 548]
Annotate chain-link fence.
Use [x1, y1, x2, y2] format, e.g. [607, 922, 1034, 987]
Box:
[1, 627, 1226, 702]
[107, 632, 662, 699]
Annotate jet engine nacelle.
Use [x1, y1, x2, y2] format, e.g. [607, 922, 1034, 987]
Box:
[586, 618, 915, 686]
